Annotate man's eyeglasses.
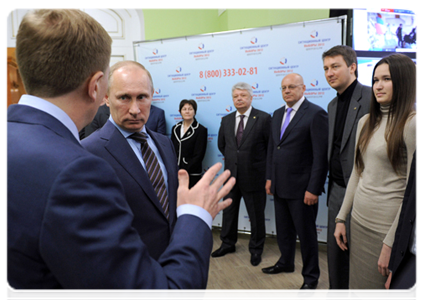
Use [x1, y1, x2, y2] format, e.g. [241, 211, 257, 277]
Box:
[280, 84, 302, 91]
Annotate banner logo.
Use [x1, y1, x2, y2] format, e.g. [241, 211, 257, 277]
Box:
[310, 79, 319, 87]
[152, 88, 169, 103]
[251, 82, 269, 100]
[198, 43, 205, 50]
[269, 58, 299, 76]
[152, 48, 159, 55]
[310, 30, 318, 38]
[200, 85, 207, 92]
[250, 37, 258, 44]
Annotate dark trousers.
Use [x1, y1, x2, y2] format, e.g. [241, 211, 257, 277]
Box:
[327, 181, 350, 289]
[220, 183, 266, 255]
[273, 192, 320, 285]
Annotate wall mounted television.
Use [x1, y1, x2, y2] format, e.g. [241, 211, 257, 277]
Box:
[352, 8, 416, 52]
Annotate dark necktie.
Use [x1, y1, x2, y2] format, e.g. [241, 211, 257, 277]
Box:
[280, 107, 293, 139]
[130, 132, 169, 219]
[236, 115, 245, 147]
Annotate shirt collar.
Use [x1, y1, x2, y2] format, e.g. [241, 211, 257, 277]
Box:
[286, 96, 305, 112]
[18, 95, 80, 143]
[236, 105, 253, 118]
[109, 115, 148, 139]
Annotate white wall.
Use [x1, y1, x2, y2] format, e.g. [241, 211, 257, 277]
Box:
[7, 9, 144, 65]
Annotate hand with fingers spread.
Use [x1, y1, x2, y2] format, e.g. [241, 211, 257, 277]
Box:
[177, 162, 235, 219]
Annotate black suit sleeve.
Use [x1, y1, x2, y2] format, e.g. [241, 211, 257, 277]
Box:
[389, 152, 416, 273]
[218, 118, 226, 155]
[83, 105, 110, 138]
[170, 125, 178, 153]
[156, 109, 167, 135]
[307, 109, 329, 195]
[266, 117, 275, 180]
[186, 126, 208, 174]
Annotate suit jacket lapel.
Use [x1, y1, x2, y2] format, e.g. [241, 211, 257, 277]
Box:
[272, 108, 284, 145]
[327, 98, 337, 160]
[279, 99, 309, 144]
[181, 119, 199, 141]
[101, 122, 164, 215]
[226, 112, 237, 148]
[147, 128, 177, 225]
[341, 86, 362, 152]
[238, 107, 257, 148]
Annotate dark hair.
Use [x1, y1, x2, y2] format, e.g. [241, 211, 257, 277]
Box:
[322, 45, 358, 78]
[179, 99, 197, 114]
[355, 54, 416, 175]
[16, 9, 112, 98]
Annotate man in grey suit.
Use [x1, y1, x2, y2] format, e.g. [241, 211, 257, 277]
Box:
[212, 82, 271, 266]
[322, 45, 371, 289]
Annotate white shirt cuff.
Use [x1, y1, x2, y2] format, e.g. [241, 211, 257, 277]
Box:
[176, 204, 212, 229]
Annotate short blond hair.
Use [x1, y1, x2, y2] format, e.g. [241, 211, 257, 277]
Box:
[16, 9, 112, 98]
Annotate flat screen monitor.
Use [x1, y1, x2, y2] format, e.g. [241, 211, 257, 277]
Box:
[353, 8, 416, 52]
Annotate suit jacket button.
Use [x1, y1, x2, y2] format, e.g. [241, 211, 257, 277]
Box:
[277, 146, 280, 149]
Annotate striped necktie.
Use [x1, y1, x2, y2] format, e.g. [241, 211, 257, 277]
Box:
[130, 132, 169, 219]
[236, 114, 245, 147]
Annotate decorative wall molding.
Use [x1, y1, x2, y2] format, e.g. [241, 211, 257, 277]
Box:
[7, 9, 145, 61]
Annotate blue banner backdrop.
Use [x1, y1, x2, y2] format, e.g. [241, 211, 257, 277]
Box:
[134, 16, 346, 242]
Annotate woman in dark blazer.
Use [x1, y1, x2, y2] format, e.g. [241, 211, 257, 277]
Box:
[171, 99, 208, 188]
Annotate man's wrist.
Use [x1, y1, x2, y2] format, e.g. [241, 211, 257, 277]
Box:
[177, 204, 212, 229]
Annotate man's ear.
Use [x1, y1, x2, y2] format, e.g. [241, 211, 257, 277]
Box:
[349, 63, 357, 75]
[87, 71, 105, 103]
[105, 94, 110, 107]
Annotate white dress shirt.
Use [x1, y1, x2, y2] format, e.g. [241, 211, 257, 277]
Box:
[235, 105, 253, 135]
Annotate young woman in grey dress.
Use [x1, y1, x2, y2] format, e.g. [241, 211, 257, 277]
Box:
[334, 54, 416, 289]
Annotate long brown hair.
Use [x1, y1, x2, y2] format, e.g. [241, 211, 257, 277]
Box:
[355, 54, 416, 175]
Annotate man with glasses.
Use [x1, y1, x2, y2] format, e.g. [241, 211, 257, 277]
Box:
[262, 73, 328, 290]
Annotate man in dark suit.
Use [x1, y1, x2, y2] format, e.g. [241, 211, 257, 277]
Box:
[262, 73, 328, 289]
[212, 82, 271, 266]
[8, 9, 234, 289]
[322, 45, 371, 289]
[82, 60, 177, 260]
[80, 98, 166, 139]
[386, 152, 416, 289]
